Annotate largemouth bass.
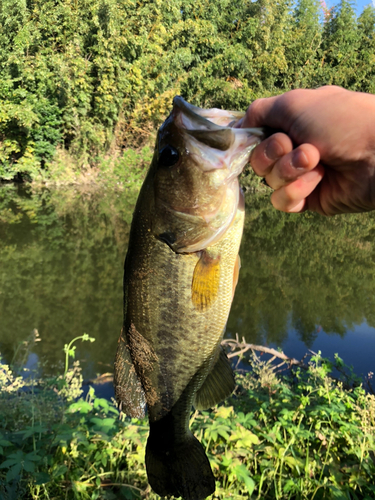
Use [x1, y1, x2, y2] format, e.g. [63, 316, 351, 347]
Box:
[114, 97, 263, 500]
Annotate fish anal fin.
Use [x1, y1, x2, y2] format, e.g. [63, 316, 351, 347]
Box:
[191, 250, 221, 312]
[114, 329, 146, 418]
[194, 346, 235, 410]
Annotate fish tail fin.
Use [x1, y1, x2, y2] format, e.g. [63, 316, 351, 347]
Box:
[146, 426, 215, 500]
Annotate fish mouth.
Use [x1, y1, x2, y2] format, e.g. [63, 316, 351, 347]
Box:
[172, 95, 263, 136]
[171, 96, 264, 178]
[173, 96, 247, 129]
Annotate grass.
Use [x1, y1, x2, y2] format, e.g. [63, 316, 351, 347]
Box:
[1, 336, 374, 499]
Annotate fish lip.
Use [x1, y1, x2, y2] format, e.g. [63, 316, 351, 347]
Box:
[172, 96, 228, 131]
[172, 95, 265, 136]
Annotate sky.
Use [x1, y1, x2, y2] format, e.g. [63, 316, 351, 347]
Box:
[326, 0, 375, 15]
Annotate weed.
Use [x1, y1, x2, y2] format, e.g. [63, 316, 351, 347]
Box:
[1, 338, 375, 499]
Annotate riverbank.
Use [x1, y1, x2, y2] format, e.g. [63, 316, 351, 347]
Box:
[17, 145, 267, 195]
[1, 335, 374, 500]
[1, 180, 375, 498]
[30, 146, 154, 191]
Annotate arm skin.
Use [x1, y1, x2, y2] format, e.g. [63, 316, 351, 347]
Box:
[237, 86, 375, 215]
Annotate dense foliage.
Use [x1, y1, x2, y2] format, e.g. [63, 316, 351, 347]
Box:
[0, 0, 374, 180]
[1, 336, 374, 499]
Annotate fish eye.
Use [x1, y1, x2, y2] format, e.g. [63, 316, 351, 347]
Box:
[158, 145, 179, 167]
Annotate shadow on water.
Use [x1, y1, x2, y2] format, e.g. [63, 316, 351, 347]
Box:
[1, 183, 375, 385]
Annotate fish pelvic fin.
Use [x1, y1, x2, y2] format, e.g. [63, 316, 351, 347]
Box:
[194, 346, 235, 410]
[191, 250, 221, 312]
[114, 329, 146, 418]
[146, 424, 215, 500]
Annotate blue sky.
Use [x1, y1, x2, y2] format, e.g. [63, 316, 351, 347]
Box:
[326, 0, 375, 15]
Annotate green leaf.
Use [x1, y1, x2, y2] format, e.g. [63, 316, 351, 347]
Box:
[93, 398, 110, 412]
[23, 460, 35, 473]
[0, 459, 19, 468]
[330, 486, 351, 499]
[35, 472, 51, 485]
[233, 464, 255, 495]
[19, 425, 48, 439]
[52, 464, 68, 478]
[68, 401, 93, 414]
[90, 417, 116, 430]
[6, 463, 22, 482]
[0, 439, 13, 446]
[6, 450, 24, 460]
[25, 452, 42, 462]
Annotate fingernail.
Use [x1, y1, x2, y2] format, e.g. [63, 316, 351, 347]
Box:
[265, 140, 284, 161]
[291, 149, 308, 170]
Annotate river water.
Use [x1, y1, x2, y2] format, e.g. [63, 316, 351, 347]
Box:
[1, 184, 375, 390]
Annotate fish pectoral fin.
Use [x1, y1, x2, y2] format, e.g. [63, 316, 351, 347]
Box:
[114, 329, 146, 418]
[232, 254, 241, 299]
[191, 250, 221, 312]
[194, 346, 235, 410]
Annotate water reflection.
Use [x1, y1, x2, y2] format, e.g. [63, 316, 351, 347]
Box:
[0, 185, 374, 380]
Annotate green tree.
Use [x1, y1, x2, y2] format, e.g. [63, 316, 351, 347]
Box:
[356, 5, 375, 93]
[1, 0, 374, 181]
[283, 0, 323, 88]
[319, 0, 360, 88]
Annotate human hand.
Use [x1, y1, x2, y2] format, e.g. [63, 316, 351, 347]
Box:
[238, 86, 375, 215]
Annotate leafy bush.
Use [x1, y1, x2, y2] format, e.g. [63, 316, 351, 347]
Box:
[206, 352, 375, 499]
[1, 335, 375, 499]
[1, 0, 374, 181]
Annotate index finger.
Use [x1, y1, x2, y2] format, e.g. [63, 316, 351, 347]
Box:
[240, 90, 308, 131]
[241, 96, 281, 128]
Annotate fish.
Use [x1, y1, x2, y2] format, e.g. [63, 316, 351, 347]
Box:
[114, 96, 263, 500]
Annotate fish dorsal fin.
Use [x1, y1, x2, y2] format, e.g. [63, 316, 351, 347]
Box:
[191, 250, 221, 312]
[114, 329, 146, 418]
[194, 346, 235, 410]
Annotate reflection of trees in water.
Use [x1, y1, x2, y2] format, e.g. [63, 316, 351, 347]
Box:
[1, 187, 375, 371]
[0, 185, 136, 376]
[228, 194, 375, 349]
[293, 316, 318, 349]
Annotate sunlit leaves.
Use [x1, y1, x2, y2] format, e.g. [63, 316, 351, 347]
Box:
[1, 334, 375, 498]
[1, 0, 374, 180]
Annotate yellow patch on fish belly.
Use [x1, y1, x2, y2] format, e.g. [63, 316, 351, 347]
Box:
[191, 251, 221, 312]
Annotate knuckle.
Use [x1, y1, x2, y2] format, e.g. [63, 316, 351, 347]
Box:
[247, 98, 265, 118]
